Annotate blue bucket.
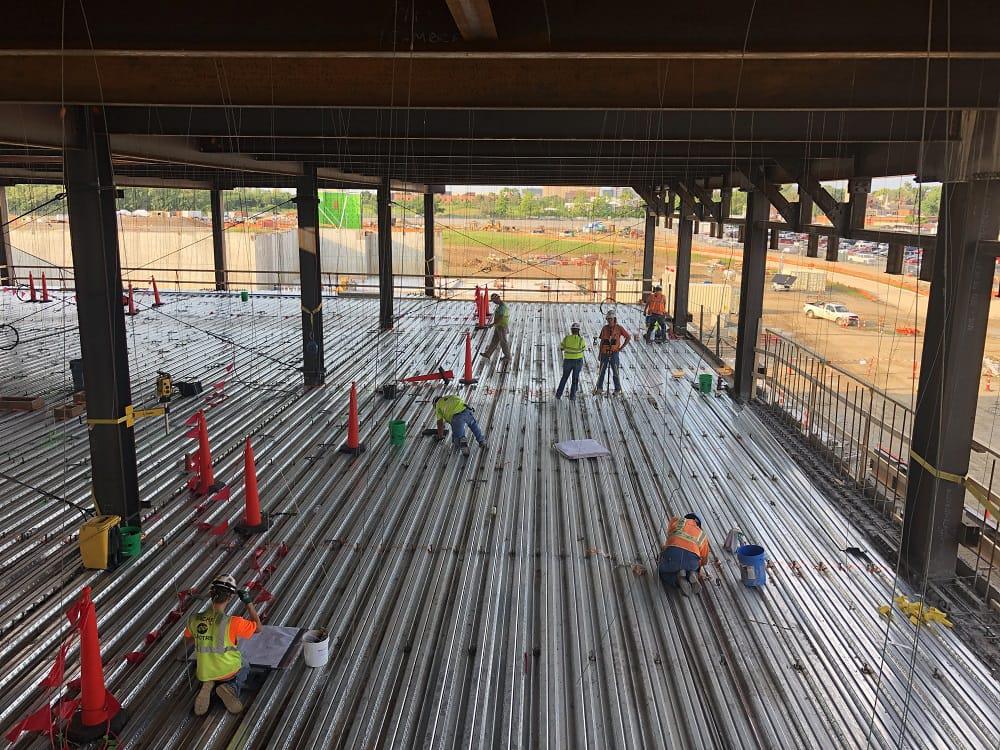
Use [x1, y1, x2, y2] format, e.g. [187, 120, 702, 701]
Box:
[736, 544, 767, 588]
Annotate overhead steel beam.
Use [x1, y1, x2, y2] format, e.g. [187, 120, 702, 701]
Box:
[297, 165, 324, 387]
[63, 106, 140, 525]
[903, 179, 1000, 582]
[733, 189, 769, 402]
[684, 180, 722, 223]
[445, 0, 498, 41]
[378, 175, 393, 331]
[672, 182, 701, 220]
[210, 188, 227, 292]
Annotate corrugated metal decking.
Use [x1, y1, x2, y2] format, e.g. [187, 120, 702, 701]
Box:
[0, 293, 997, 749]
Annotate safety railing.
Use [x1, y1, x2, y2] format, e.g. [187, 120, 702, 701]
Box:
[687, 304, 738, 366]
[755, 328, 1000, 604]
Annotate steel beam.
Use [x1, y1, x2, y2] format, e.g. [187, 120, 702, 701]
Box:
[769, 227, 780, 250]
[0, 186, 11, 285]
[673, 216, 693, 333]
[378, 175, 393, 330]
[825, 235, 840, 261]
[642, 208, 656, 295]
[445, 0, 498, 41]
[297, 165, 324, 386]
[210, 188, 227, 291]
[903, 179, 1000, 582]
[63, 107, 140, 525]
[424, 193, 435, 298]
[886, 241, 904, 275]
[806, 233, 819, 258]
[734, 190, 769, 402]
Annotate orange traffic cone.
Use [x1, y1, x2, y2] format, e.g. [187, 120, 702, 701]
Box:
[459, 331, 478, 385]
[151, 276, 164, 307]
[235, 438, 268, 534]
[188, 410, 224, 496]
[473, 285, 482, 321]
[125, 283, 137, 316]
[338, 382, 365, 454]
[476, 284, 489, 329]
[40, 272, 50, 302]
[65, 586, 127, 743]
[27, 271, 37, 302]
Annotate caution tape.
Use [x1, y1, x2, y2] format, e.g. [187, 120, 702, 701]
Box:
[910, 450, 1000, 520]
[86, 405, 165, 428]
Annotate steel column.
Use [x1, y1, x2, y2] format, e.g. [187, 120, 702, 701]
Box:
[769, 227, 780, 250]
[825, 235, 840, 261]
[642, 208, 656, 295]
[886, 241, 905, 275]
[424, 193, 435, 298]
[0, 186, 11, 285]
[673, 215, 693, 332]
[903, 180, 1000, 581]
[297, 165, 324, 386]
[63, 107, 140, 525]
[806, 233, 819, 258]
[210, 188, 227, 291]
[378, 175, 393, 330]
[733, 190, 769, 402]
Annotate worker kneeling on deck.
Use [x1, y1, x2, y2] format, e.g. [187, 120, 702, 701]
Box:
[435, 394, 486, 456]
[185, 574, 261, 716]
[644, 285, 667, 343]
[658, 514, 710, 596]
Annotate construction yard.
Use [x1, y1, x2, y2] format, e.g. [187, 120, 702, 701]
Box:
[1, 293, 997, 749]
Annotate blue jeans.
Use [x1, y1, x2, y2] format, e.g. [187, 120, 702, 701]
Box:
[645, 314, 666, 341]
[219, 662, 250, 698]
[658, 547, 701, 588]
[556, 359, 583, 399]
[451, 409, 484, 447]
[596, 352, 621, 392]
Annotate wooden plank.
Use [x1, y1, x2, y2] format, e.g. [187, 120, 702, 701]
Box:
[53, 403, 86, 421]
[0, 396, 44, 412]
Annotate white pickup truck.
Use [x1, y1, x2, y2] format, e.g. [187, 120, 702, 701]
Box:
[803, 301, 860, 327]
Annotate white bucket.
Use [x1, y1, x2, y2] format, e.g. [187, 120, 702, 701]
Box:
[302, 628, 329, 668]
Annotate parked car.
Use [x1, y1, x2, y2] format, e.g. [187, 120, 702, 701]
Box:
[803, 301, 860, 326]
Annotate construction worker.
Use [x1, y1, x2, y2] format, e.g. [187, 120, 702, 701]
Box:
[594, 309, 631, 395]
[658, 513, 711, 596]
[555, 322, 587, 400]
[434, 394, 486, 456]
[644, 285, 667, 343]
[184, 574, 260, 716]
[481, 293, 511, 363]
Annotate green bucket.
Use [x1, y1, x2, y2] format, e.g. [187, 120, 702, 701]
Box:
[698, 373, 713, 394]
[388, 419, 407, 446]
[240, 290, 249, 302]
[119, 525, 142, 558]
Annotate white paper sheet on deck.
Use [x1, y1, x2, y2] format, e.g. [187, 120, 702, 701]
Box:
[553, 439, 611, 460]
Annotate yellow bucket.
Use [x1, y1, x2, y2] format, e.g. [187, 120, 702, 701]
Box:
[79, 515, 121, 570]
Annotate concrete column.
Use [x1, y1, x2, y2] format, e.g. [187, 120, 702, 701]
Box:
[733, 190, 769, 402]
[297, 165, 324, 386]
[903, 180, 1000, 581]
[423, 193, 435, 297]
[210, 188, 227, 291]
[673, 216, 693, 333]
[63, 107, 140, 524]
[378, 176, 393, 330]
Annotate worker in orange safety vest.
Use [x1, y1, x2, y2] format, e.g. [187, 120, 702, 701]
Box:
[644, 285, 668, 343]
[658, 513, 710, 596]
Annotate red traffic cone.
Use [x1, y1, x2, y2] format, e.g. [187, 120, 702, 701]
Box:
[459, 331, 478, 385]
[190, 410, 224, 496]
[473, 285, 481, 317]
[151, 276, 164, 307]
[66, 586, 127, 743]
[40, 272, 50, 302]
[28, 271, 37, 302]
[125, 283, 138, 316]
[339, 382, 365, 454]
[235, 438, 269, 534]
[476, 285, 489, 329]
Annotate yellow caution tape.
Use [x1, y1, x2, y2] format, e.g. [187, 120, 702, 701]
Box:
[910, 450, 1000, 520]
[881, 595, 954, 629]
[87, 405, 165, 428]
[909, 450, 965, 485]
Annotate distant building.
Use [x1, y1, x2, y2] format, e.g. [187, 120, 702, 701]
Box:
[542, 186, 598, 200]
[523, 187, 543, 197]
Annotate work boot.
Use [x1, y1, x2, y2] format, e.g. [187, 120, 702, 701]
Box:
[215, 683, 244, 714]
[193, 680, 215, 716]
[460, 439, 470, 457]
[690, 578, 702, 595]
[478, 438, 487, 448]
[678, 578, 692, 597]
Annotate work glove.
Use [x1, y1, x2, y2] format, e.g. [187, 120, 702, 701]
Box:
[238, 589, 252, 604]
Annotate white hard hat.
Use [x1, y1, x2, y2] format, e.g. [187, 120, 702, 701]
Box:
[570, 321, 581, 330]
[605, 309, 616, 319]
[211, 574, 238, 593]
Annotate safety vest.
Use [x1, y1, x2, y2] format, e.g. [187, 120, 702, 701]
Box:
[666, 518, 708, 560]
[434, 395, 467, 423]
[561, 334, 586, 360]
[647, 293, 666, 315]
[494, 303, 510, 329]
[188, 610, 242, 682]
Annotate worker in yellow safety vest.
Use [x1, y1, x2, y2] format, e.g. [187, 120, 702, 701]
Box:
[435, 394, 487, 456]
[644, 285, 668, 343]
[481, 293, 512, 363]
[184, 574, 261, 715]
[555, 322, 587, 401]
[658, 514, 711, 596]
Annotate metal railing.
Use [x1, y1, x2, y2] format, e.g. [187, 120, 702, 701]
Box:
[687, 304, 738, 365]
[755, 328, 1000, 604]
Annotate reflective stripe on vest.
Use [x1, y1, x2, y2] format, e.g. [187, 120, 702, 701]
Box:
[647, 294, 666, 314]
[666, 519, 706, 557]
[188, 610, 241, 682]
